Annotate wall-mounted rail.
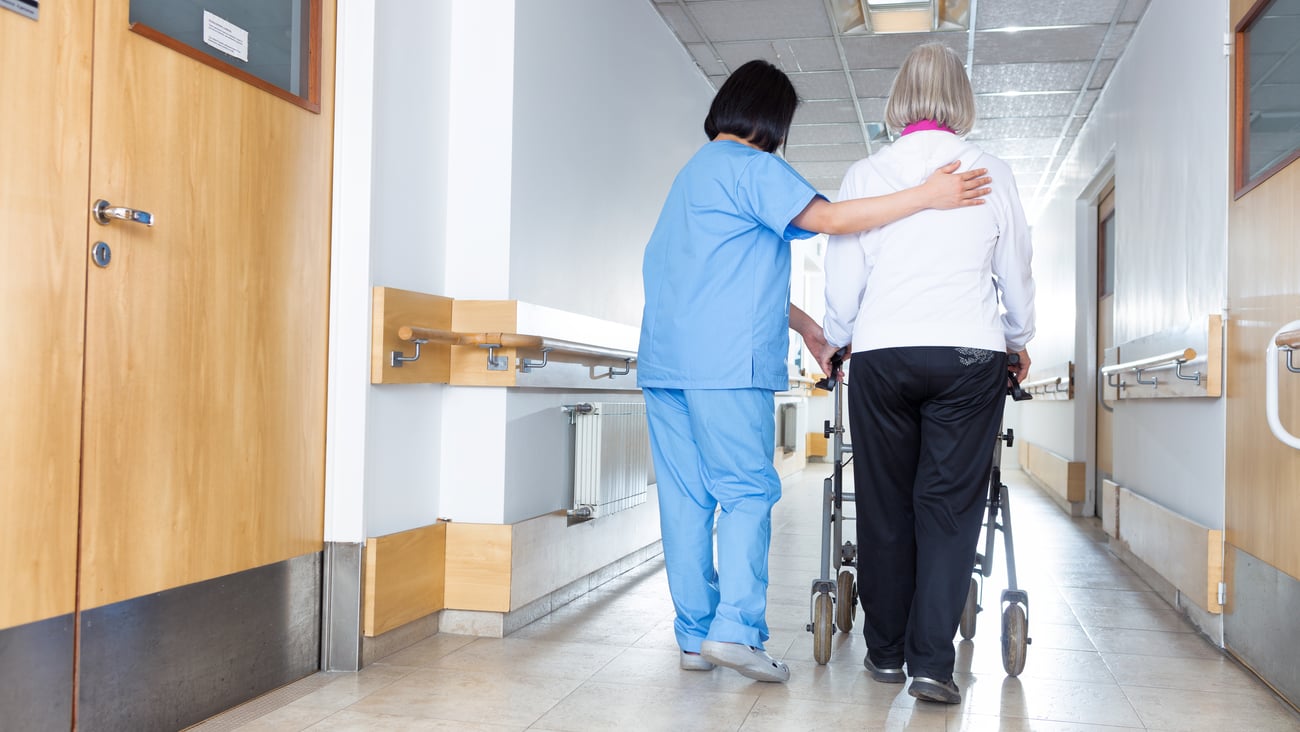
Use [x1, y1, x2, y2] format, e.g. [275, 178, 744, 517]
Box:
[371, 287, 640, 389]
[1019, 361, 1074, 400]
[1266, 320, 1300, 450]
[1098, 315, 1223, 404]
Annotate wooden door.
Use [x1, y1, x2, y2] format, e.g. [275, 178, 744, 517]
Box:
[1095, 186, 1116, 514]
[0, 6, 93, 726]
[3, 0, 334, 726]
[78, 1, 334, 610]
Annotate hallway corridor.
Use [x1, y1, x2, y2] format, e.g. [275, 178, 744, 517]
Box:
[195, 470, 1300, 731]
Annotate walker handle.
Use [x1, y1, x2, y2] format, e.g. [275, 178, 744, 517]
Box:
[814, 347, 849, 391]
[1008, 353, 1032, 401]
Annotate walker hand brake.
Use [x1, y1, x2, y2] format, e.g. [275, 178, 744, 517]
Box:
[1007, 353, 1032, 401]
[814, 347, 849, 391]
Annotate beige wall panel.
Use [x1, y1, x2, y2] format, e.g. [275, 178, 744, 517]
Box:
[77, 0, 337, 609]
[1022, 441, 1086, 504]
[0, 4, 93, 630]
[444, 523, 512, 612]
[371, 287, 453, 384]
[1118, 488, 1223, 614]
[1101, 479, 1120, 538]
[363, 523, 447, 637]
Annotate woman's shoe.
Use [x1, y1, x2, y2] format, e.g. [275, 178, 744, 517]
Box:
[699, 640, 790, 683]
[680, 650, 715, 671]
[863, 655, 906, 683]
[908, 676, 961, 704]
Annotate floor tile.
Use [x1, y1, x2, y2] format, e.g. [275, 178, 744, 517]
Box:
[740, 696, 947, 731]
[1083, 627, 1222, 660]
[303, 709, 522, 731]
[530, 680, 759, 731]
[1102, 652, 1274, 694]
[428, 637, 623, 682]
[346, 668, 582, 728]
[1122, 685, 1300, 730]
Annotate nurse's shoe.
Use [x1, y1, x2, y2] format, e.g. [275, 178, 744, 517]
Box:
[699, 640, 790, 683]
[679, 650, 715, 671]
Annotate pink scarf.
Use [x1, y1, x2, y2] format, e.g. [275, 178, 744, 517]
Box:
[901, 120, 955, 136]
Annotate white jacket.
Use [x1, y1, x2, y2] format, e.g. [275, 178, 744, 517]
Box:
[823, 130, 1035, 354]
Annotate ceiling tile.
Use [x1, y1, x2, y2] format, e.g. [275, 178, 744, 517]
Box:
[787, 123, 867, 145]
[1004, 157, 1054, 176]
[972, 62, 1093, 93]
[688, 43, 729, 76]
[974, 26, 1109, 64]
[1121, 0, 1152, 24]
[795, 160, 855, 180]
[976, 93, 1078, 118]
[794, 100, 861, 124]
[686, 0, 832, 42]
[1067, 115, 1087, 137]
[975, 0, 1121, 30]
[967, 116, 1069, 139]
[809, 177, 845, 193]
[851, 68, 901, 97]
[784, 143, 870, 162]
[713, 41, 785, 70]
[789, 71, 853, 100]
[976, 137, 1061, 159]
[708, 74, 728, 89]
[654, 3, 704, 43]
[713, 38, 844, 72]
[1100, 23, 1136, 59]
[840, 31, 967, 69]
[1088, 58, 1117, 89]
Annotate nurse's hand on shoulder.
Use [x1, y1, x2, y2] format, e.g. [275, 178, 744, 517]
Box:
[924, 161, 991, 209]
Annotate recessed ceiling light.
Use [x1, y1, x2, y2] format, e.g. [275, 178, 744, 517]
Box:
[829, 0, 971, 35]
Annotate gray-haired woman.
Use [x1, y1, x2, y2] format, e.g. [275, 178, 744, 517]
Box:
[822, 42, 1035, 704]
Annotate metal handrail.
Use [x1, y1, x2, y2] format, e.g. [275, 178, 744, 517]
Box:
[1099, 347, 1197, 378]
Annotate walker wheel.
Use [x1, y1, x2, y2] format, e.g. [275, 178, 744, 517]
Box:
[813, 592, 833, 665]
[959, 577, 979, 640]
[835, 570, 856, 633]
[1001, 603, 1029, 676]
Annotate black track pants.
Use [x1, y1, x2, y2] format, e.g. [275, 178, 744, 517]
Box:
[848, 346, 1008, 681]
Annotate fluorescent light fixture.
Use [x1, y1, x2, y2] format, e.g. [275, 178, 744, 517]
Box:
[829, 0, 970, 35]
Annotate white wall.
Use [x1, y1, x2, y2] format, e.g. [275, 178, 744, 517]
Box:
[494, 0, 714, 525]
[1011, 0, 1230, 527]
[362, 0, 454, 536]
[354, 0, 714, 535]
[509, 0, 714, 327]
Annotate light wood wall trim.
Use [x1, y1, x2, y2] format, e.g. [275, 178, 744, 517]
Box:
[371, 287, 454, 385]
[444, 523, 512, 612]
[1207, 314, 1224, 398]
[363, 522, 447, 637]
[450, 300, 521, 387]
[1118, 487, 1224, 614]
[806, 432, 828, 458]
[1020, 441, 1086, 504]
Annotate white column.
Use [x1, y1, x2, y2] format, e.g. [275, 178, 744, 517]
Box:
[438, 0, 517, 524]
[324, 0, 377, 544]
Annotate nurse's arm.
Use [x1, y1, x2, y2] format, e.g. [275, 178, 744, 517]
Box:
[792, 162, 991, 236]
[790, 304, 838, 377]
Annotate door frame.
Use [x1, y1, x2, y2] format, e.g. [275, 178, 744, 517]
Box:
[1074, 151, 1116, 518]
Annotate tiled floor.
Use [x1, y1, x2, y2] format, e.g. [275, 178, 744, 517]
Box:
[195, 470, 1300, 731]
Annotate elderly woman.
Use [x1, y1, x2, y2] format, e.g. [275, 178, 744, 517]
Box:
[822, 43, 1035, 704]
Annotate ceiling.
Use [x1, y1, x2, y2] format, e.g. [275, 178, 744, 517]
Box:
[651, 0, 1151, 215]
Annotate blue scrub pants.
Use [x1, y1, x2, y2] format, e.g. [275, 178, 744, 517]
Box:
[643, 387, 782, 652]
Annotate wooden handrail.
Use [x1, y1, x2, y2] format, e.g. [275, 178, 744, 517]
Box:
[1275, 329, 1300, 349]
[397, 326, 461, 345]
[397, 325, 635, 368]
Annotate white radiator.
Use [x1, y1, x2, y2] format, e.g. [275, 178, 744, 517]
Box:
[572, 402, 651, 518]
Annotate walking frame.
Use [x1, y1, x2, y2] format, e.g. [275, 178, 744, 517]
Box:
[805, 351, 1033, 676]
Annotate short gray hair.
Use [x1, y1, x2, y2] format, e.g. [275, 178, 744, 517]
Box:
[885, 43, 976, 136]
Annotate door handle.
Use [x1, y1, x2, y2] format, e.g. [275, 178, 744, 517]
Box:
[92, 199, 155, 227]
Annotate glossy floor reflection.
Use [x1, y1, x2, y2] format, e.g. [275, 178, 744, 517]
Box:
[194, 470, 1300, 731]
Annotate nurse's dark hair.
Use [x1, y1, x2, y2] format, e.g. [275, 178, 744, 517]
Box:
[704, 60, 798, 154]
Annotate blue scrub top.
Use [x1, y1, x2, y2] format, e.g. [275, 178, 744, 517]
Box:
[638, 140, 823, 391]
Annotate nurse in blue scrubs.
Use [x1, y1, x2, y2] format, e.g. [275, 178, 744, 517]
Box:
[638, 59, 992, 683]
